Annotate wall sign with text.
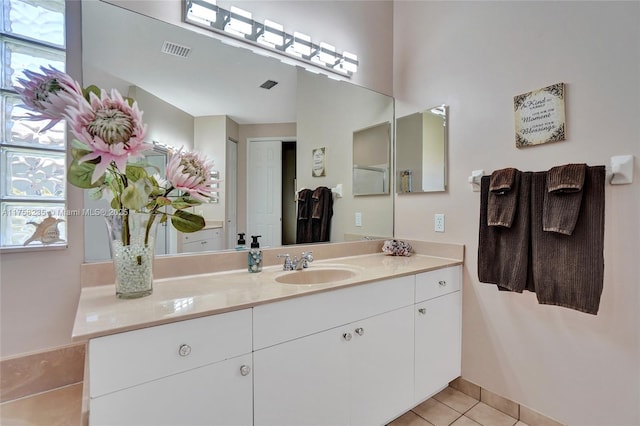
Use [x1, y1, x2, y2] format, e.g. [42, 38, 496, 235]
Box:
[312, 147, 326, 177]
[514, 83, 566, 148]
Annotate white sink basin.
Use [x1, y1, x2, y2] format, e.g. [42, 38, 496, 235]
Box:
[275, 266, 359, 285]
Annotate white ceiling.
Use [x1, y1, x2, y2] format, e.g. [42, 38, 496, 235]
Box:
[82, 1, 298, 124]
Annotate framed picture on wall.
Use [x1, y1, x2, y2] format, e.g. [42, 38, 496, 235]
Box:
[514, 82, 566, 148]
[312, 147, 326, 177]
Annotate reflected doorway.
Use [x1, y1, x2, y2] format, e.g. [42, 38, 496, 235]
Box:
[247, 138, 296, 248]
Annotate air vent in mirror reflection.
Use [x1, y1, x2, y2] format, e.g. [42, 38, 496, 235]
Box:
[161, 41, 192, 58]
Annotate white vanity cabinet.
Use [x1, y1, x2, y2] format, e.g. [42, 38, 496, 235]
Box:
[414, 265, 462, 403]
[88, 309, 253, 426]
[180, 227, 223, 252]
[252, 276, 415, 426]
[83, 263, 463, 426]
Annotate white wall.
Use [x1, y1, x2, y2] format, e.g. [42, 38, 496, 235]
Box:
[393, 2, 640, 425]
[128, 86, 194, 150]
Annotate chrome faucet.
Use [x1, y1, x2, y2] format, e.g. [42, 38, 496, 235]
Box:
[278, 251, 313, 271]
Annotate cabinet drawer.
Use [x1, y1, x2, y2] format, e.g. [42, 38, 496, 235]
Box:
[181, 227, 221, 243]
[253, 275, 414, 350]
[415, 265, 461, 302]
[89, 308, 252, 398]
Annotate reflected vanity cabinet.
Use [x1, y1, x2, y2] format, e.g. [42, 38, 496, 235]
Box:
[180, 227, 223, 253]
[85, 265, 461, 426]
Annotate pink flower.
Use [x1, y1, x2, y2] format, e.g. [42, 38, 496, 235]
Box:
[66, 88, 150, 183]
[14, 66, 84, 132]
[166, 149, 217, 202]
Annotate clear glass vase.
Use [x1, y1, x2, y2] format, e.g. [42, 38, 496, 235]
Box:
[104, 211, 159, 299]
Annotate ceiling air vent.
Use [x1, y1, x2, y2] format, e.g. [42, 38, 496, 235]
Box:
[260, 80, 278, 90]
[161, 41, 191, 58]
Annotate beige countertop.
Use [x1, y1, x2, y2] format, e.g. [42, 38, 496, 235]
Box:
[72, 252, 462, 342]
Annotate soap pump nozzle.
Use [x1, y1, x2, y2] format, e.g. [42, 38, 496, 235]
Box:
[237, 233, 246, 245]
[250, 235, 261, 248]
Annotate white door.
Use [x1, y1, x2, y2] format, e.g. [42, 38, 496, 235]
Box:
[226, 139, 238, 249]
[350, 306, 415, 425]
[90, 354, 253, 426]
[414, 291, 462, 402]
[253, 325, 351, 426]
[247, 139, 282, 247]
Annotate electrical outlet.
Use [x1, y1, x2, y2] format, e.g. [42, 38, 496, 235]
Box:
[355, 212, 362, 227]
[434, 214, 445, 232]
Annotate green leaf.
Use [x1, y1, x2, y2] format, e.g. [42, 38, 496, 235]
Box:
[125, 164, 147, 182]
[121, 185, 145, 210]
[171, 210, 205, 233]
[83, 85, 101, 100]
[110, 197, 120, 210]
[68, 160, 102, 188]
[171, 200, 192, 210]
[71, 147, 93, 161]
[88, 187, 103, 201]
[156, 196, 172, 207]
[159, 213, 168, 224]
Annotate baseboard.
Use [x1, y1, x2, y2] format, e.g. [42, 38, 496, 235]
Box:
[0, 343, 86, 403]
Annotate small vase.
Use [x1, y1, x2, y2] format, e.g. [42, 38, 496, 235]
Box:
[104, 211, 159, 299]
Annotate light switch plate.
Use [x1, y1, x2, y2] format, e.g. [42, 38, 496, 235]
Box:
[355, 212, 362, 227]
[434, 214, 445, 232]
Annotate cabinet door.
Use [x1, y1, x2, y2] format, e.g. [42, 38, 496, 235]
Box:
[350, 306, 414, 426]
[89, 353, 253, 426]
[414, 291, 462, 403]
[254, 326, 351, 426]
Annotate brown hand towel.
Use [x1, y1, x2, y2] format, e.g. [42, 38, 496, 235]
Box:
[488, 168, 520, 228]
[296, 189, 313, 244]
[531, 166, 605, 315]
[543, 164, 586, 235]
[478, 172, 532, 293]
[311, 187, 333, 242]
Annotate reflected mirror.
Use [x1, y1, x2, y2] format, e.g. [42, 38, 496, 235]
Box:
[395, 105, 448, 193]
[353, 122, 391, 196]
[81, 1, 394, 261]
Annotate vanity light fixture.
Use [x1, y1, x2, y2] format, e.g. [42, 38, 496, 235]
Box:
[258, 20, 285, 48]
[184, 0, 358, 77]
[226, 6, 253, 36]
[186, 0, 217, 26]
[289, 32, 312, 58]
[316, 42, 336, 66]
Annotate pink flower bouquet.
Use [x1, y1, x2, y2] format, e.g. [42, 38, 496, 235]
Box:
[16, 66, 217, 240]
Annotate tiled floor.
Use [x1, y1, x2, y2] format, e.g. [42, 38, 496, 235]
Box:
[389, 387, 528, 426]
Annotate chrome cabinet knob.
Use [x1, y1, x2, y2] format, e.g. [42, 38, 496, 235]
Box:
[343, 332, 353, 341]
[355, 327, 364, 336]
[439, 280, 447, 287]
[418, 308, 427, 315]
[178, 344, 192, 357]
[240, 365, 251, 376]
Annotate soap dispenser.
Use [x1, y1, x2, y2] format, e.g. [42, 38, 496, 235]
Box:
[248, 235, 262, 273]
[236, 233, 246, 251]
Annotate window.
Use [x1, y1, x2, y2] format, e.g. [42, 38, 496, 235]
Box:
[1, 0, 67, 249]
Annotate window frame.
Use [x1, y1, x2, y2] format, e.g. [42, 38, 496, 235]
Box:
[0, 0, 68, 251]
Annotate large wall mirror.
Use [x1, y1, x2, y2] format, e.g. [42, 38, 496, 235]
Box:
[395, 105, 448, 193]
[82, 1, 394, 261]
